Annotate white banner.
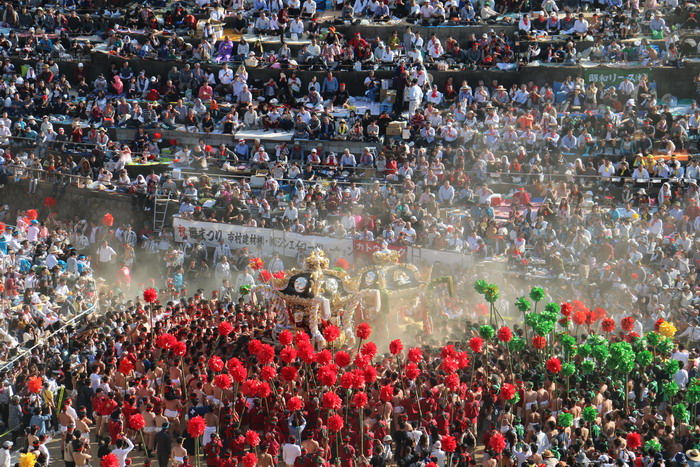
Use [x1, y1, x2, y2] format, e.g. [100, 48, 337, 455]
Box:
[173, 217, 354, 261]
[173, 217, 475, 268]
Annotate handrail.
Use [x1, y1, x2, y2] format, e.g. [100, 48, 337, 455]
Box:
[0, 298, 99, 373]
[8, 161, 700, 194]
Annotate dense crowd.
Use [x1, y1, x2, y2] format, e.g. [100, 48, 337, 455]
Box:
[3, 205, 700, 467]
[2, 0, 700, 463]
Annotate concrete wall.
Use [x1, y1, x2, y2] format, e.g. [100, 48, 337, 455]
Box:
[2, 180, 151, 229]
[44, 54, 700, 99]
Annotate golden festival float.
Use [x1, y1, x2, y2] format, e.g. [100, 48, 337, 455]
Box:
[253, 247, 454, 346]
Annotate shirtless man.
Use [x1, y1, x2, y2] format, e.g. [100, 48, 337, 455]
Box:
[203, 405, 218, 447]
[72, 441, 92, 467]
[143, 403, 157, 451]
[75, 408, 92, 449]
[301, 433, 320, 454]
[523, 383, 538, 418]
[163, 391, 183, 433]
[258, 444, 275, 467]
[536, 383, 551, 413]
[58, 402, 76, 449]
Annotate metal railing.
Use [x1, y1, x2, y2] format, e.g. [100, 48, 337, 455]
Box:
[0, 298, 99, 373]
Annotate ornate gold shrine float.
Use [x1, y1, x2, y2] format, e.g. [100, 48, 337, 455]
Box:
[254, 248, 454, 346]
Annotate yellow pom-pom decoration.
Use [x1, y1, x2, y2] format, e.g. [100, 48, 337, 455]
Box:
[20, 452, 37, 467]
[659, 321, 677, 338]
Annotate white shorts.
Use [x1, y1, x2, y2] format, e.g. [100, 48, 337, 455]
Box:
[60, 425, 69, 434]
[203, 426, 216, 446]
[164, 409, 179, 418]
[144, 426, 157, 434]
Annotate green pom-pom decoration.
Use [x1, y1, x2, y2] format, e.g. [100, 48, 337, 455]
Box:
[632, 336, 648, 353]
[581, 360, 596, 374]
[665, 359, 680, 376]
[636, 350, 653, 368]
[658, 337, 674, 354]
[662, 381, 679, 401]
[608, 342, 635, 374]
[592, 344, 609, 362]
[577, 344, 592, 358]
[673, 403, 690, 423]
[515, 297, 532, 312]
[529, 287, 545, 302]
[525, 312, 540, 328]
[239, 284, 251, 295]
[582, 406, 598, 423]
[586, 334, 607, 347]
[508, 337, 526, 353]
[509, 392, 521, 404]
[558, 412, 573, 427]
[474, 280, 489, 294]
[534, 321, 555, 337]
[484, 284, 499, 303]
[646, 331, 661, 347]
[479, 325, 495, 340]
[686, 383, 700, 405]
[645, 439, 662, 453]
[558, 334, 576, 353]
[544, 302, 560, 314]
[561, 362, 576, 377]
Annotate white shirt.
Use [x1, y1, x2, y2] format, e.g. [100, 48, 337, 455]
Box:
[282, 443, 302, 465]
[111, 438, 134, 467]
[674, 368, 689, 389]
[97, 245, 117, 263]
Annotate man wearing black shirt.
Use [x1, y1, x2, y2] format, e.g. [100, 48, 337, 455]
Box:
[332, 83, 350, 107]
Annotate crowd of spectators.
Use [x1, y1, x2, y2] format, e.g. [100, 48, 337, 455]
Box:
[3, 0, 700, 463]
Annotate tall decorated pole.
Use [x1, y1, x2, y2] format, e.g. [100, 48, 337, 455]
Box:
[187, 416, 206, 467]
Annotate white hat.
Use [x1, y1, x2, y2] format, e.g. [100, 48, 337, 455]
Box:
[3, 441, 13, 449]
[78, 63, 84, 67]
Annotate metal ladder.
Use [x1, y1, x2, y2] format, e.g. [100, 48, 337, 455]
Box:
[153, 191, 172, 232]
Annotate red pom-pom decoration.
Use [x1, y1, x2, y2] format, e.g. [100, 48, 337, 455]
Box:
[328, 414, 344, 432]
[143, 288, 158, 303]
[323, 324, 341, 343]
[245, 430, 260, 447]
[242, 453, 257, 467]
[278, 330, 293, 346]
[497, 326, 513, 343]
[128, 413, 146, 431]
[489, 432, 507, 453]
[546, 357, 562, 373]
[156, 333, 176, 350]
[389, 339, 403, 355]
[441, 435, 457, 452]
[601, 318, 616, 333]
[380, 384, 395, 402]
[287, 396, 304, 412]
[101, 453, 119, 467]
[500, 383, 516, 401]
[407, 347, 423, 363]
[187, 416, 206, 438]
[218, 322, 233, 336]
[172, 341, 187, 357]
[322, 391, 342, 410]
[621, 317, 635, 332]
[356, 322, 372, 340]
[213, 374, 232, 390]
[469, 336, 484, 353]
[532, 336, 547, 349]
[626, 432, 642, 450]
[352, 391, 368, 408]
[118, 358, 134, 375]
